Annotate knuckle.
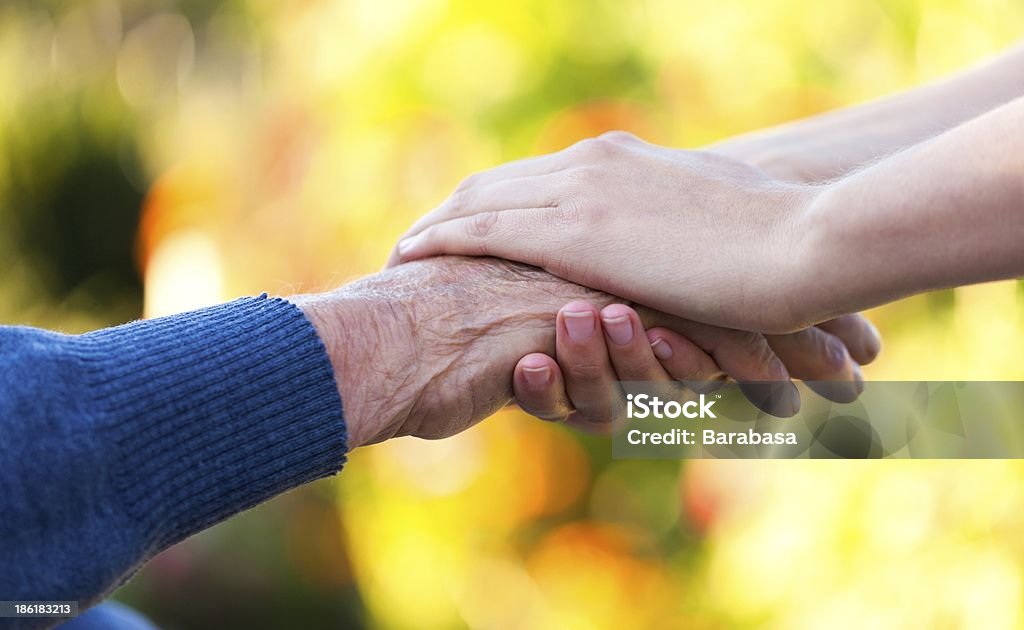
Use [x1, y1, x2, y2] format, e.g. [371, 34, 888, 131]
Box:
[556, 172, 607, 226]
[455, 172, 482, 193]
[446, 187, 468, 215]
[733, 330, 764, 352]
[576, 136, 619, 158]
[554, 196, 585, 226]
[447, 174, 482, 213]
[565, 362, 607, 382]
[599, 130, 637, 144]
[571, 137, 597, 153]
[590, 137, 620, 156]
[733, 331, 784, 377]
[418, 223, 439, 243]
[465, 211, 499, 239]
[565, 138, 591, 159]
[820, 334, 851, 373]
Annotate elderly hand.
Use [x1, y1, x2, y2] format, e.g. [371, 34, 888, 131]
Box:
[295, 257, 878, 448]
[513, 301, 880, 431]
[387, 131, 827, 333]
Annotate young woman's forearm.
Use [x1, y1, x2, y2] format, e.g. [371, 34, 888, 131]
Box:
[712, 42, 1024, 182]
[392, 94, 1022, 334]
[801, 94, 1024, 320]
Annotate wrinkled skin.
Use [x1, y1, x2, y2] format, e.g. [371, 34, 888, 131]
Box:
[295, 257, 864, 449]
[296, 257, 615, 446]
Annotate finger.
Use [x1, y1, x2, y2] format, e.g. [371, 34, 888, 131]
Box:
[633, 308, 800, 417]
[513, 353, 574, 422]
[396, 207, 554, 267]
[556, 301, 620, 428]
[766, 328, 864, 403]
[400, 171, 565, 241]
[598, 304, 672, 381]
[816, 314, 882, 365]
[462, 150, 572, 187]
[644, 327, 726, 392]
[384, 150, 580, 267]
[388, 132, 651, 267]
[386, 133, 651, 267]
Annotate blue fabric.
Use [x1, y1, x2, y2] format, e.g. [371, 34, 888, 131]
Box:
[56, 602, 157, 630]
[0, 296, 347, 629]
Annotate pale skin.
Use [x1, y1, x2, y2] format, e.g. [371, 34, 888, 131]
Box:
[386, 44, 1024, 422]
[390, 96, 1024, 331]
[709, 42, 1024, 184]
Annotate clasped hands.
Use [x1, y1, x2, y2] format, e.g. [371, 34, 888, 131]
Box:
[299, 132, 881, 449]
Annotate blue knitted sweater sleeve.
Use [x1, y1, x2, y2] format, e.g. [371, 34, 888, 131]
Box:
[0, 296, 347, 627]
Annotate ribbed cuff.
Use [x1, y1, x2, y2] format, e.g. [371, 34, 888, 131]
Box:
[69, 295, 347, 551]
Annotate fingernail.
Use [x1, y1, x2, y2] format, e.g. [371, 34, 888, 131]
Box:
[602, 314, 633, 345]
[563, 310, 595, 342]
[651, 338, 673, 360]
[522, 366, 551, 388]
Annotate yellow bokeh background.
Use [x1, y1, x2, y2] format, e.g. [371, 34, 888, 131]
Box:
[2, 1, 1024, 628]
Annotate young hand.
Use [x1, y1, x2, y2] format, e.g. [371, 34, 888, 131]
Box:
[389, 132, 823, 333]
